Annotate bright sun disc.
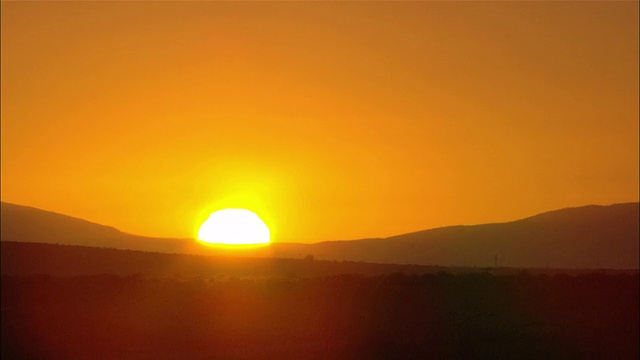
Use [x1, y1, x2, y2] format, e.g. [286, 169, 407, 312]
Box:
[197, 209, 270, 245]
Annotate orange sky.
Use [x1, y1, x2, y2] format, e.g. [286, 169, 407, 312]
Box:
[2, 2, 638, 243]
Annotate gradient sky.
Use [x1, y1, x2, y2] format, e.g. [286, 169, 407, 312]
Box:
[2, 1, 638, 243]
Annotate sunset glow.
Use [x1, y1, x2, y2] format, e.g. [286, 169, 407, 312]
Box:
[1, 2, 637, 243]
[197, 209, 270, 246]
[1, 2, 638, 359]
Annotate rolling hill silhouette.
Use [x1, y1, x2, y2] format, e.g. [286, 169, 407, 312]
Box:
[1, 202, 638, 269]
[0, 202, 191, 253]
[272, 203, 639, 269]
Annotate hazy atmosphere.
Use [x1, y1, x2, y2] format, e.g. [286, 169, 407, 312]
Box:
[2, 1, 638, 242]
[2, 3, 639, 359]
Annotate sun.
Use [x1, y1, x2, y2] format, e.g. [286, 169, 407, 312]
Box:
[197, 209, 270, 245]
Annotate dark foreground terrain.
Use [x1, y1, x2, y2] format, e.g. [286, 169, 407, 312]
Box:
[2, 272, 638, 360]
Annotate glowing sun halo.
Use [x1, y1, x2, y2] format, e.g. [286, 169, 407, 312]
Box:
[197, 209, 270, 245]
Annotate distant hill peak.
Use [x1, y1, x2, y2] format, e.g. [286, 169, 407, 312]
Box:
[1, 202, 122, 236]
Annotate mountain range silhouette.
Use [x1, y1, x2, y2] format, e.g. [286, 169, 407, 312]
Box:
[1, 202, 638, 269]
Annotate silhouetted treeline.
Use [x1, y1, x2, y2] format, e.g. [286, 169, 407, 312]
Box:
[4, 241, 635, 279]
[2, 272, 638, 359]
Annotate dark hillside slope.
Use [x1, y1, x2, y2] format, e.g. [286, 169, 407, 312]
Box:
[0, 202, 189, 253]
[271, 203, 639, 269]
[1, 202, 122, 243]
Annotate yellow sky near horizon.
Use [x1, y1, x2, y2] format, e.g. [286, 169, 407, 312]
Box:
[2, 1, 638, 243]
